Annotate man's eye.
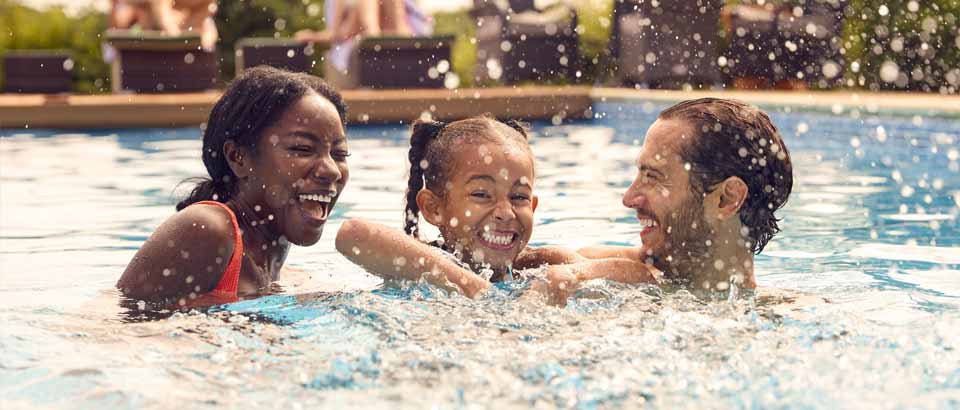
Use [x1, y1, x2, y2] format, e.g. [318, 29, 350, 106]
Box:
[511, 194, 530, 202]
[290, 145, 313, 153]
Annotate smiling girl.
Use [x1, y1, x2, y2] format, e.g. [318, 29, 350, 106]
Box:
[335, 116, 538, 297]
[117, 66, 349, 306]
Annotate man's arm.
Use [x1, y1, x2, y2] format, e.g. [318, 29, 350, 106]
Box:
[335, 219, 490, 298]
[529, 258, 661, 306]
[576, 245, 644, 260]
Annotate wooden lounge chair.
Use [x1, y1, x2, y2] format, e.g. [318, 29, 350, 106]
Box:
[235, 38, 315, 75]
[2, 51, 72, 93]
[358, 35, 455, 89]
[612, 0, 723, 88]
[723, 0, 846, 89]
[473, 0, 579, 85]
[106, 29, 219, 93]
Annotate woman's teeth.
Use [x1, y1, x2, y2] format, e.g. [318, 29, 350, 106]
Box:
[299, 194, 333, 203]
[481, 231, 515, 246]
[638, 218, 658, 229]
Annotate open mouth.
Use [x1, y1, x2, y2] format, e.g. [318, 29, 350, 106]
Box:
[298, 193, 334, 223]
[477, 229, 519, 250]
[637, 214, 659, 236]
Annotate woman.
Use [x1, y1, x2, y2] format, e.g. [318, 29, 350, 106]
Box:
[117, 66, 350, 307]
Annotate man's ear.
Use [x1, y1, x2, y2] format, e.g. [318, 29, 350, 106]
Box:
[532, 195, 539, 213]
[416, 189, 444, 226]
[224, 141, 252, 179]
[716, 176, 748, 219]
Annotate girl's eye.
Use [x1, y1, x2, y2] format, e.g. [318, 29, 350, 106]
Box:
[471, 191, 491, 199]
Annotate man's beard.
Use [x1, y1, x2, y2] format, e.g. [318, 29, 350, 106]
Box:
[649, 196, 714, 284]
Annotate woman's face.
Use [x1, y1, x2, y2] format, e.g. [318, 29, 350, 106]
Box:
[242, 93, 350, 246]
[427, 138, 537, 274]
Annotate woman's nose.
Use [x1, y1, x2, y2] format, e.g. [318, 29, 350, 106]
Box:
[312, 155, 342, 182]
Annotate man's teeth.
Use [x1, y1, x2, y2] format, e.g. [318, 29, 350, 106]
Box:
[299, 194, 333, 203]
[482, 231, 514, 246]
[638, 218, 658, 229]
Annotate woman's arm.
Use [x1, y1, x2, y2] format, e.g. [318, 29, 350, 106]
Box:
[117, 205, 236, 304]
[335, 219, 490, 298]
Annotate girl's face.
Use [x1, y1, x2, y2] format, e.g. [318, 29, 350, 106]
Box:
[421, 139, 537, 274]
[237, 93, 350, 246]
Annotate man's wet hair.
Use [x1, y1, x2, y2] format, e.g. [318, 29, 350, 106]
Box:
[404, 115, 531, 238]
[177, 66, 347, 211]
[659, 98, 793, 254]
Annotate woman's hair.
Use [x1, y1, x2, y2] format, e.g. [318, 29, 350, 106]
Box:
[658, 98, 793, 254]
[403, 115, 532, 238]
[176, 66, 347, 211]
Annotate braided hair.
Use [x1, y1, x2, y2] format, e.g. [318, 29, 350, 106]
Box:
[403, 115, 531, 238]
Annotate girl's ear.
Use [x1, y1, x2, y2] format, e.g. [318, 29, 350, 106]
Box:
[532, 195, 539, 213]
[416, 189, 444, 226]
[224, 141, 252, 179]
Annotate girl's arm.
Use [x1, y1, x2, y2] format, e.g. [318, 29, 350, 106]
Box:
[335, 219, 490, 298]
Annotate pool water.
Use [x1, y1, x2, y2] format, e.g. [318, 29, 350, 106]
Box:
[1, 101, 958, 409]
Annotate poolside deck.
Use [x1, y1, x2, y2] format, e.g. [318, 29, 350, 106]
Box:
[1, 87, 958, 129]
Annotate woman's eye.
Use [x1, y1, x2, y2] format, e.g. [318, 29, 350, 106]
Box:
[289, 145, 313, 153]
[332, 151, 351, 160]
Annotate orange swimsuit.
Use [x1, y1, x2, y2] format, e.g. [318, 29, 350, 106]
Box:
[194, 200, 243, 302]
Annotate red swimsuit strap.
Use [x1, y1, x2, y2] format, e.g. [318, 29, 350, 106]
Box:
[195, 200, 242, 298]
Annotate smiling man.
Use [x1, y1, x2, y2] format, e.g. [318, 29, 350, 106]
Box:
[545, 98, 793, 292]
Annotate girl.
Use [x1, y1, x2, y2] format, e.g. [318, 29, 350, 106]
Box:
[336, 116, 657, 301]
[336, 116, 535, 297]
[117, 66, 350, 307]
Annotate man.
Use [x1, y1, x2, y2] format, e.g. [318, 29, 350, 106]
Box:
[528, 98, 793, 295]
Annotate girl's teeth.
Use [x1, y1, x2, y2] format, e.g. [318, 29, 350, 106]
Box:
[482, 232, 513, 246]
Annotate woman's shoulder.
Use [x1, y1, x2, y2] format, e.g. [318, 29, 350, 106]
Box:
[118, 202, 240, 302]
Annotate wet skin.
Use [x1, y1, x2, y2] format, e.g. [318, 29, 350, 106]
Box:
[419, 140, 537, 281]
[118, 93, 349, 303]
[622, 119, 712, 273]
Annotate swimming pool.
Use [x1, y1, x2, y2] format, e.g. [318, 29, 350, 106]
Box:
[1, 101, 958, 409]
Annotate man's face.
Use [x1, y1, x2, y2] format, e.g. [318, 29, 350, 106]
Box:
[622, 119, 713, 277]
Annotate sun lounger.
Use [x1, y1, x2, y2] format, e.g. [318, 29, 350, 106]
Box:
[473, 0, 579, 85]
[613, 0, 723, 88]
[724, 0, 846, 89]
[106, 29, 219, 93]
[235, 38, 314, 75]
[357, 35, 455, 89]
[2, 51, 72, 93]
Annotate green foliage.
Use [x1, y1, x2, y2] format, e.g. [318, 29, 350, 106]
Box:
[432, 10, 476, 87]
[0, 0, 110, 92]
[214, 0, 328, 78]
[844, 0, 960, 93]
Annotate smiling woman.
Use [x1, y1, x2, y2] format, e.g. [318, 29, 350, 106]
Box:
[116, 66, 348, 307]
